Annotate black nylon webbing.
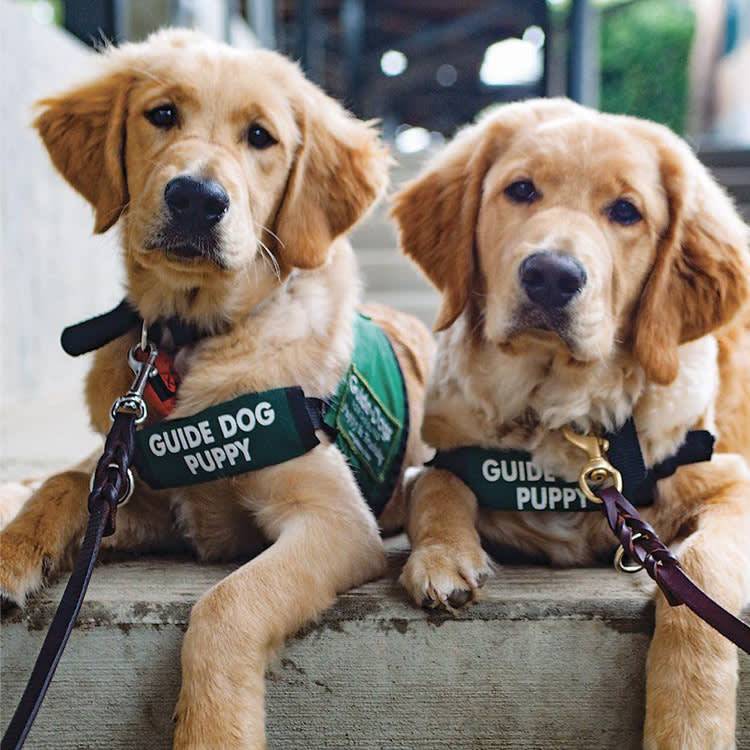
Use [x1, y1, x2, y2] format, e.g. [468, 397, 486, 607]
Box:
[607, 419, 715, 505]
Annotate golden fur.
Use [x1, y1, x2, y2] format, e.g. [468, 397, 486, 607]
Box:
[0, 30, 434, 749]
[391, 98, 750, 749]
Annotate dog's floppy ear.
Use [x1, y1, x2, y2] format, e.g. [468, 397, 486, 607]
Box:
[391, 98, 582, 332]
[633, 130, 750, 385]
[390, 123, 494, 331]
[34, 70, 131, 234]
[273, 80, 389, 270]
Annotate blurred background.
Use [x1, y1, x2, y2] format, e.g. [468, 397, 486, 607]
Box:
[15, 0, 750, 145]
[2, 0, 750, 473]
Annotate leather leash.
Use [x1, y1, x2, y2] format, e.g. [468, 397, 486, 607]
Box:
[564, 427, 750, 655]
[598, 486, 750, 654]
[1, 343, 157, 750]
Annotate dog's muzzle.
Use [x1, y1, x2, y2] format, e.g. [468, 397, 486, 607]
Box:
[508, 251, 588, 341]
[147, 176, 230, 263]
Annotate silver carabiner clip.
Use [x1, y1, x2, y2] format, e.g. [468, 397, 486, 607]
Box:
[111, 324, 159, 424]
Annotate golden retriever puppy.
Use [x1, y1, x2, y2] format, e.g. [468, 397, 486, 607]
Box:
[391, 98, 750, 749]
[0, 30, 433, 749]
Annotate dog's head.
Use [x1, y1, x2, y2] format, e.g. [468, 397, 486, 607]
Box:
[392, 98, 750, 385]
[35, 30, 388, 320]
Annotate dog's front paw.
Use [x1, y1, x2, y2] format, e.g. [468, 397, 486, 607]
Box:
[0, 529, 51, 608]
[400, 542, 491, 610]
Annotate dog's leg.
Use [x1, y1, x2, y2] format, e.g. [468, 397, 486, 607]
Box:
[644, 456, 750, 750]
[0, 452, 179, 606]
[400, 467, 491, 609]
[172, 446, 385, 750]
[0, 462, 93, 606]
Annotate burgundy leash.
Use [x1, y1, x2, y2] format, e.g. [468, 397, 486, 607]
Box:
[597, 485, 750, 655]
[562, 426, 750, 655]
[1, 343, 157, 750]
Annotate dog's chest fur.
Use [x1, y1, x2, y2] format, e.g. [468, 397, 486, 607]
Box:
[423, 315, 719, 563]
[90, 243, 361, 560]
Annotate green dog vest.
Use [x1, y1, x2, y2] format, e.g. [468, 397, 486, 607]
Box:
[429, 422, 715, 512]
[133, 313, 408, 517]
[429, 447, 596, 511]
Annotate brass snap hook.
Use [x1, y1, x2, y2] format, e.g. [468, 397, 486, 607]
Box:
[562, 426, 623, 504]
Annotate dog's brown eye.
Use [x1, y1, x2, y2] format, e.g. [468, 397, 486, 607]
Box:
[145, 105, 177, 129]
[247, 124, 276, 149]
[505, 180, 538, 204]
[608, 198, 642, 226]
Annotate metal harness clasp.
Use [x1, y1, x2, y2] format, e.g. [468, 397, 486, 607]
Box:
[110, 323, 158, 425]
[562, 426, 623, 504]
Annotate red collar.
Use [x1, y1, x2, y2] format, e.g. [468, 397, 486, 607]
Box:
[132, 348, 181, 420]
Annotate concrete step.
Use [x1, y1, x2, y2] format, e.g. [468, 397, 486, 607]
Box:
[350, 220, 398, 250]
[357, 249, 434, 295]
[362, 290, 439, 326]
[2, 545, 748, 749]
[699, 148, 750, 169]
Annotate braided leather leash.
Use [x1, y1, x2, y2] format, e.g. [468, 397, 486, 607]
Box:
[598, 485, 750, 654]
[1, 345, 156, 750]
[563, 427, 750, 655]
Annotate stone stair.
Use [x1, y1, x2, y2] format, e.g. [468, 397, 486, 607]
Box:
[351, 155, 440, 328]
[700, 147, 750, 223]
[3, 544, 748, 749]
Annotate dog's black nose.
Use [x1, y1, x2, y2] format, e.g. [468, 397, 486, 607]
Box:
[164, 176, 229, 232]
[519, 252, 587, 309]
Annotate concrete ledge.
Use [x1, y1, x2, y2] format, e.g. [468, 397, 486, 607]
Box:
[2, 545, 749, 749]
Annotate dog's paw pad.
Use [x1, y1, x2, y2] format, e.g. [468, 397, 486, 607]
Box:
[400, 542, 491, 611]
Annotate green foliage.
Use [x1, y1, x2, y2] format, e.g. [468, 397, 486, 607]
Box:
[600, 0, 695, 133]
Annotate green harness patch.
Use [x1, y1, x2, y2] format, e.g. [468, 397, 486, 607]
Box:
[324, 314, 407, 514]
[133, 313, 408, 515]
[430, 447, 598, 512]
[135, 387, 319, 489]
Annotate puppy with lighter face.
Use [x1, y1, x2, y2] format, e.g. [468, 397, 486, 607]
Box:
[0, 30, 434, 748]
[392, 98, 750, 749]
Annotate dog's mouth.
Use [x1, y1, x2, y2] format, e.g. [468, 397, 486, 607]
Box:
[144, 228, 227, 269]
[515, 304, 569, 335]
[504, 304, 577, 351]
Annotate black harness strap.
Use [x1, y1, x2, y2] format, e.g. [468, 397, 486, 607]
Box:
[304, 396, 337, 440]
[60, 298, 212, 357]
[60, 299, 139, 357]
[606, 418, 715, 505]
[604, 418, 648, 499]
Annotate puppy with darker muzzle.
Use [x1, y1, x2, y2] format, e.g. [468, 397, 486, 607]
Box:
[392, 97, 750, 749]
